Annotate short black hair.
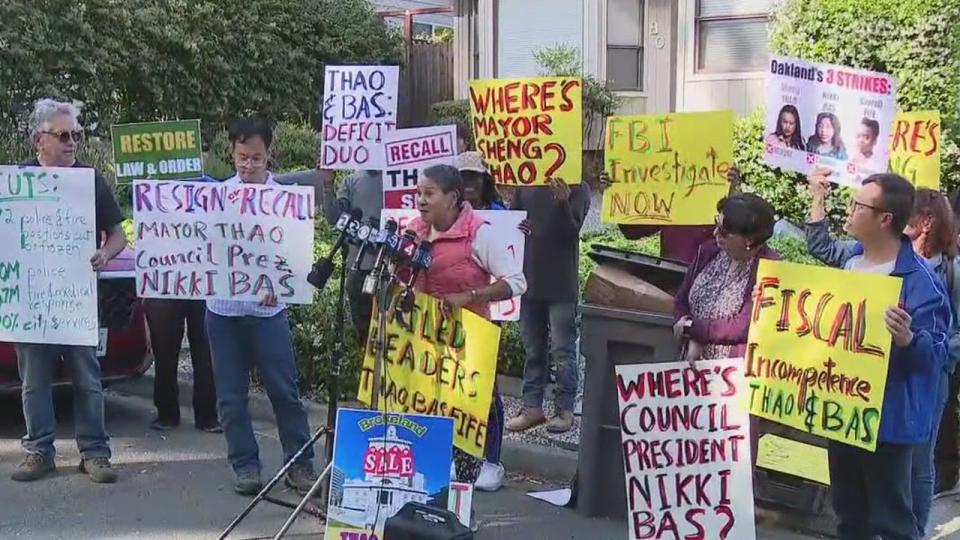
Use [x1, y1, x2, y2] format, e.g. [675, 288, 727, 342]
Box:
[862, 173, 915, 234]
[229, 117, 273, 148]
[422, 164, 463, 203]
[861, 118, 880, 142]
[717, 193, 776, 246]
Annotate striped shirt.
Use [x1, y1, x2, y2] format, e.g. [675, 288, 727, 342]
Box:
[206, 173, 286, 318]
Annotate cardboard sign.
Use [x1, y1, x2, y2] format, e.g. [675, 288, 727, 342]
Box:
[382, 125, 458, 209]
[132, 180, 315, 303]
[889, 111, 941, 189]
[616, 359, 756, 540]
[325, 409, 454, 538]
[379, 208, 527, 321]
[601, 111, 734, 225]
[746, 260, 902, 451]
[764, 56, 897, 186]
[320, 65, 400, 170]
[358, 291, 501, 457]
[755, 434, 831, 486]
[111, 120, 203, 181]
[469, 77, 583, 185]
[0, 166, 98, 346]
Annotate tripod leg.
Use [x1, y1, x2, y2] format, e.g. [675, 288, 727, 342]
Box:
[217, 426, 328, 540]
[272, 462, 333, 540]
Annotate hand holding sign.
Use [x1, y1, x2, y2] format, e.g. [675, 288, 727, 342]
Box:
[885, 306, 914, 348]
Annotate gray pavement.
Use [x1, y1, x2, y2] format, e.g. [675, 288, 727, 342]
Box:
[0, 388, 956, 539]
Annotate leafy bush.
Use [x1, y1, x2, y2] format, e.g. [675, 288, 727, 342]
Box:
[770, 0, 960, 190]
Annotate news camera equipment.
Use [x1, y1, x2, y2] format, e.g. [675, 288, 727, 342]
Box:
[362, 219, 399, 296]
[398, 240, 433, 313]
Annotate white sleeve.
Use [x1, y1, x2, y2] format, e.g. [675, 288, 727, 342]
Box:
[472, 224, 527, 297]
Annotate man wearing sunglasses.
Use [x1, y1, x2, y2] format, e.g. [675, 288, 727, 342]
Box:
[12, 99, 127, 484]
[805, 166, 951, 540]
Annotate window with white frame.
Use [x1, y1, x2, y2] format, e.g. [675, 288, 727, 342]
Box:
[695, 0, 773, 73]
[607, 0, 644, 90]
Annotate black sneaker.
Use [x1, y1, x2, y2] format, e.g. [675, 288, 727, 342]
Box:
[11, 454, 55, 482]
[234, 469, 262, 496]
[150, 417, 180, 431]
[285, 463, 318, 495]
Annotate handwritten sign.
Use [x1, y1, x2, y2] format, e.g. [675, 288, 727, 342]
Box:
[747, 260, 901, 451]
[320, 65, 400, 170]
[764, 55, 897, 186]
[132, 180, 315, 303]
[325, 409, 453, 538]
[616, 359, 756, 540]
[469, 77, 583, 185]
[111, 120, 203, 181]
[358, 291, 501, 457]
[0, 166, 98, 346]
[379, 208, 527, 321]
[601, 111, 733, 225]
[755, 434, 831, 485]
[383, 125, 458, 209]
[889, 111, 941, 189]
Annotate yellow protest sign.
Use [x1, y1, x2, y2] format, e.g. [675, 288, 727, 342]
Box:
[469, 77, 583, 185]
[358, 291, 501, 457]
[746, 260, 902, 451]
[889, 111, 941, 189]
[601, 111, 734, 225]
[756, 434, 831, 485]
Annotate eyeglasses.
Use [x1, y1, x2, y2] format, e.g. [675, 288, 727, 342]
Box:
[42, 130, 83, 144]
[235, 156, 267, 167]
[852, 200, 890, 215]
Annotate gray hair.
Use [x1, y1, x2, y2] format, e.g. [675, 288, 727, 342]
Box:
[28, 98, 81, 139]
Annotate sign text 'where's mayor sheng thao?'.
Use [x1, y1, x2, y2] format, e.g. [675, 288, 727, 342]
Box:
[133, 181, 315, 304]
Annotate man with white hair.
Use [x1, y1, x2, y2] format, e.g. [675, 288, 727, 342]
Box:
[13, 98, 127, 483]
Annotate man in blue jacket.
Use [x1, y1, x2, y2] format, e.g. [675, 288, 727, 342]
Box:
[806, 167, 951, 540]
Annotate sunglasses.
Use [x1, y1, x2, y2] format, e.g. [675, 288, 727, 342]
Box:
[43, 130, 84, 144]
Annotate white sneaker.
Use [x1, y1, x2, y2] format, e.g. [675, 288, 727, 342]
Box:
[475, 461, 504, 492]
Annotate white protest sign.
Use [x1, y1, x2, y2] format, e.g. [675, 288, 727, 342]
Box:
[447, 482, 474, 527]
[133, 180, 315, 303]
[380, 208, 526, 321]
[0, 166, 98, 346]
[383, 125, 458, 209]
[764, 55, 897, 186]
[615, 359, 756, 540]
[320, 65, 400, 170]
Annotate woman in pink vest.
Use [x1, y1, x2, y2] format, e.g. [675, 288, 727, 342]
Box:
[409, 164, 527, 487]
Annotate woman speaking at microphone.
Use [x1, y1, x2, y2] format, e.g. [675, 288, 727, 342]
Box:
[408, 164, 527, 488]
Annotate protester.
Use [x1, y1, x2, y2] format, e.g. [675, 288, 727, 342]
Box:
[207, 118, 316, 496]
[673, 193, 778, 362]
[809, 183, 960, 535]
[941, 188, 960, 494]
[505, 177, 590, 436]
[765, 104, 805, 150]
[10, 99, 126, 484]
[806, 167, 951, 540]
[407, 164, 526, 487]
[617, 167, 742, 264]
[806, 112, 848, 160]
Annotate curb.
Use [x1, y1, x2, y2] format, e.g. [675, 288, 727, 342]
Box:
[110, 372, 579, 484]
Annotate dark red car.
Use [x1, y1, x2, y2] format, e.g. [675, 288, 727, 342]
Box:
[0, 247, 152, 391]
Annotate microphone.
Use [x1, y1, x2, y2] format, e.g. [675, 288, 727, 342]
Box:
[347, 217, 379, 290]
[399, 240, 433, 313]
[395, 229, 419, 265]
[307, 208, 362, 289]
[363, 219, 399, 295]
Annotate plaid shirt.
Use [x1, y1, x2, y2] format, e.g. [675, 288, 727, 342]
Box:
[205, 174, 286, 319]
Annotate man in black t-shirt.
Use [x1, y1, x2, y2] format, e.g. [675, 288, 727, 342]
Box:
[12, 99, 127, 484]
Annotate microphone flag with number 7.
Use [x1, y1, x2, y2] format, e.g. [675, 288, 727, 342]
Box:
[358, 290, 501, 457]
[745, 260, 902, 451]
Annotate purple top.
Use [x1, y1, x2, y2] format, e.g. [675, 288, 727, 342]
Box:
[673, 240, 779, 354]
[620, 225, 716, 264]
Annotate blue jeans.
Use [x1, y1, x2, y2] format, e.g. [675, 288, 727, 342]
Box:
[16, 344, 110, 460]
[519, 300, 578, 412]
[206, 310, 313, 474]
[830, 441, 917, 540]
[912, 373, 949, 537]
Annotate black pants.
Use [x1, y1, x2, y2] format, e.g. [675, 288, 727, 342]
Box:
[145, 299, 218, 427]
[936, 371, 960, 492]
[829, 441, 918, 540]
[347, 270, 374, 350]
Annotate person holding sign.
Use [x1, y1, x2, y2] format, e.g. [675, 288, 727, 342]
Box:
[805, 168, 951, 540]
[809, 175, 960, 537]
[457, 152, 505, 211]
[12, 99, 126, 484]
[673, 194, 779, 363]
[206, 118, 317, 496]
[408, 164, 526, 487]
